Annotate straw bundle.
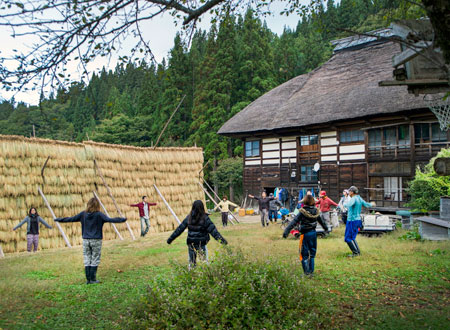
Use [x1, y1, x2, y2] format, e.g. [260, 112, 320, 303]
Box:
[0, 135, 204, 253]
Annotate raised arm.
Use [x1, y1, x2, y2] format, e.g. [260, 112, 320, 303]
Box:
[282, 215, 301, 238]
[13, 217, 28, 230]
[317, 214, 329, 232]
[229, 201, 239, 209]
[329, 198, 338, 207]
[149, 202, 157, 206]
[55, 212, 84, 223]
[206, 218, 228, 245]
[100, 213, 126, 223]
[38, 217, 52, 229]
[130, 203, 140, 207]
[167, 217, 188, 244]
[361, 198, 373, 209]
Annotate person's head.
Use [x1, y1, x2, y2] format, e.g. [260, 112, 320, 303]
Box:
[303, 195, 316, 207]
[28, 207, 38, 216]
[86, 197, 101, 213]
[269, 193, 274, 198]
[188, 200, 206, 225]
[142, 196, 148, 203]
[306, 190, 312, 196]
[223, 196, 227, 201]
[320, 191, 327, 198]
[262, 191, 267, 198]
[348, 186, 358, 197]
[343, 189, 349, 197]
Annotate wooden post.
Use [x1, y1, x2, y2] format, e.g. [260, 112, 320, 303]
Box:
[154, 95, 186, 149]
[198, 182, 237, 224]
[153, 184, 181, 225]
[0, 244, 4, 258]
[41, 156, 50, 185]
[38, 187, 72, 248]
[32, 124, 35, 138]
[93, 191, 123, 240]
[202, 178, 240, 223]
[94, 159, 136, 240]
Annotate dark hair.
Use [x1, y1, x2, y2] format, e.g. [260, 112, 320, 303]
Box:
[86, 198, 101, 213]
[303, 195, 316, 206]
[188, 200, 206, 225]
[28, 207, 38, 216]
[142, 196, 147, 200]
[223, 196, 227, 199]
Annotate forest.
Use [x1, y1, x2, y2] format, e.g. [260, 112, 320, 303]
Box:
[0, 0, 423, 198]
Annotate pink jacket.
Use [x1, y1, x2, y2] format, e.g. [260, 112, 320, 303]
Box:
[130, 202, 157, 217]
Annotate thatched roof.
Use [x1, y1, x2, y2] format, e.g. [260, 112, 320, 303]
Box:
[218, 41, 427, 137]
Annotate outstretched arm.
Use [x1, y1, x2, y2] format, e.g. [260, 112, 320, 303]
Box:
[13, 218, 28, 231]
[167, 217, 188, 244]
[55, 212, 84, 223]
[344, 197, 356, 209]
[317, 214, 329, 232]
[282, 215, 301, 238]
[229, 201, 239, 209]
[130, 203, 140, 207]
[206, 218, 227, 245]
[361, 198, 373, 209]
[329, 198, 338, 207]
[38, 217, 53, 229]
[100, 213, 127, 223]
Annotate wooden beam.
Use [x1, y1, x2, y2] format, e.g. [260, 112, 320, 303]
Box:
[41, 156, 50, 185]
[0, 244, 4, 258]
[92, 191, 123, 240]
[153, 184, 181, 225]
[38, 187, 72, 248]
[202, 179, 240, 223]
[392, 41, 431, 67]
[198, 182, 237, 225]
[379, 79, 449, 87]
[94, 159, 136, 240]
[154, 95, 186, 149]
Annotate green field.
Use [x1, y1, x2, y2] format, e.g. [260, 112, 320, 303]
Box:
[0, 215, 449, 329]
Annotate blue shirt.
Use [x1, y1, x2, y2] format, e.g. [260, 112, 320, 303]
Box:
[344, 195, 372, 222]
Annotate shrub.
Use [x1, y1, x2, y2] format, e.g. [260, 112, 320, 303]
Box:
[407, 148, 450, 212]
[128, 249, 328, 329]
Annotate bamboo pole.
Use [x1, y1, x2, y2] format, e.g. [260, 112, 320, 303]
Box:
[200, 179, 240, 223]
[93, 191, 123, 240]
[0, 244, 4, 258]
[94, 159, 136, 240]
[198, 182, 236, 225]
[154, 95, 186, 149]
[38, 187, 72, 248]
[153, 184, 181, 225]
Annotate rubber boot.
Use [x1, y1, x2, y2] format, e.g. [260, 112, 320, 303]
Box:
[85, 266, 91, 284]
[301, 260, 309, 275]
[354, 240, 361, 255]
[346, 241, 358, 257]
[309, 258, 315, 275]
[90, 266, 100, 284]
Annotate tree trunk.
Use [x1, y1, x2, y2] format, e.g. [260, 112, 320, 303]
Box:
[229, 177, 234, 202]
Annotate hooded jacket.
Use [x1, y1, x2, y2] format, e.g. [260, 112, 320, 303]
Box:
[282, 205, 328, 237]
[13, 214, 52, 235]
[167, 215, 227, 246]
[269, 199, 283, 211]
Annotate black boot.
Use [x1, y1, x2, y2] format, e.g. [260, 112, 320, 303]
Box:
[90, 266, 100, 284]
[85, 266, 91, 284]
[354, 240, 361, 255]
[346, 241, 359, 257]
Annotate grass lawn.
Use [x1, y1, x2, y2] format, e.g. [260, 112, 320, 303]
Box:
[0, 215, 449, 329]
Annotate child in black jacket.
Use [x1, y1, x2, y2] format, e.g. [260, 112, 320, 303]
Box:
[167, 200, 227, 268]
[283, 195, 328, 276]
[55, 197, 127, 284]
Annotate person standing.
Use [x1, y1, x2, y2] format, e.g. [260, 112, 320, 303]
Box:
[268, 194, 282, 223]
[55, 198, 127, 284]
[344, 186, 373, 257]
[282, 195, 328, 276]
[338, 190, 351, 225]
[130, 196, 157, 237]
[214, 196, 238, 227]
[167, 200, 228, 268]
[316, 191, 338, 230]
[13, 207, 52, 252]
[248, 191, 274, 227]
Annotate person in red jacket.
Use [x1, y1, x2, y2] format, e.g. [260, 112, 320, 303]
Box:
[130, 196, 157, 237]
[316, 191, 338, 230]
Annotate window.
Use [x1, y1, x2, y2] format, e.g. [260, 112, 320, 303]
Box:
[398, 125, 410, 147]
[300, 135, 318, 146]
[368, 129, 381, 147]
[245, 140, 260, 157]
[384, 177, 403, 201]
[300, 165, 318, 182]
[431, 123, 447, 142]
[383, 127, 396, 146]
[340, 130, 364, 143]
[414, 123, 430, 143]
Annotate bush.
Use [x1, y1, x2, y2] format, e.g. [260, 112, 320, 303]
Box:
[407, 148, 450, 212]
[128, 249, 328, 329]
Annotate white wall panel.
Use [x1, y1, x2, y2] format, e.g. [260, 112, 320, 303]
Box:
[262, 151, 280, 158]
[340, 144, 365, 154]
[282, 158, 297, 164]
[263, 159, 279, 165]
[321, 131, 337, 138]
[281, 150, 296, 157]
[340, 154, 365, 160]
[281, 137, 296, 142]
[321, 137, 338, 146]
[321, 155, 337, 162]
[245, 159, 261, 166]
[321, 146, 337, 155]
[282, 141, 296, 149]
[262, 143, 280, 151]
[263, 138, 279, 144]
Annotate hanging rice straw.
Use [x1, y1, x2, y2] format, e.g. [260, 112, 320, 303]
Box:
[153, 184, 181, 225]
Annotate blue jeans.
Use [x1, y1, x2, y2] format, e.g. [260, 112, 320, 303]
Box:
[299, 231, 317, 274]
[268, 209, 277, 222]
[344, 220, 362, 243]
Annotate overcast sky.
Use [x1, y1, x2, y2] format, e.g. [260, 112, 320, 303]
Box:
[0, 1, 304, 105]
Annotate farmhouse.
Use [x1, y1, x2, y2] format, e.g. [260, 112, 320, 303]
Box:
[218, 29, 450, 211]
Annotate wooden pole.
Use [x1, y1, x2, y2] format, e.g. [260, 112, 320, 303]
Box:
[198, 182, 237, 225]
[93, 191, 123, 240]
[38, 187, 72, 248]
[94, 159, 136, 240]
[0, 244, 4, 258]
[153, 184, 181, 225]
[202, 179, 220, 203]
[41, 156, 50, 185]
[154, 95, 186, 149]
